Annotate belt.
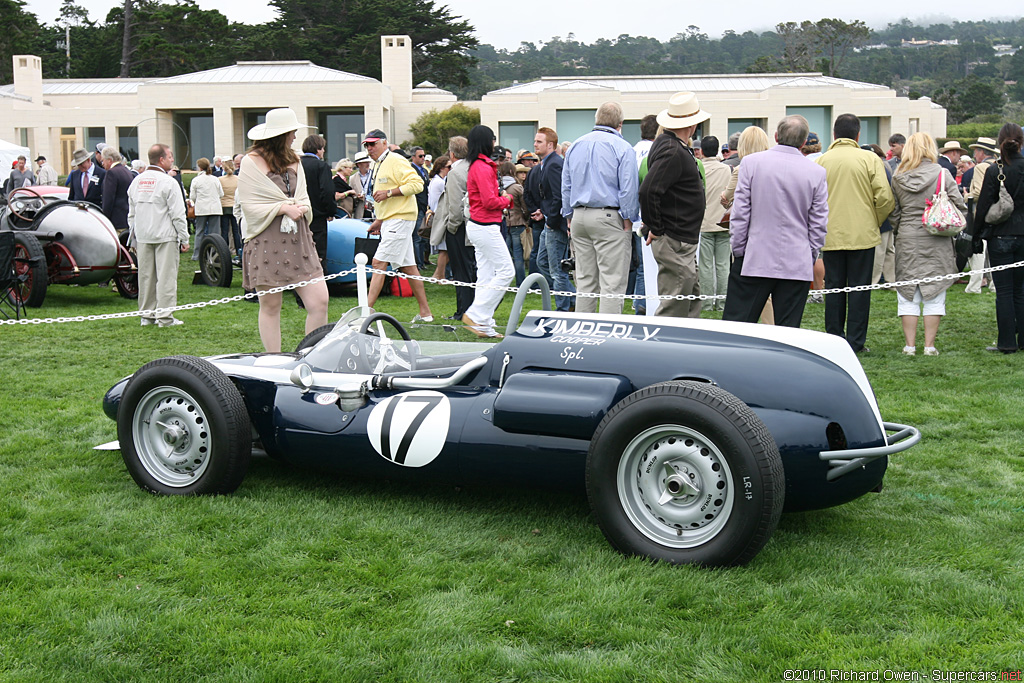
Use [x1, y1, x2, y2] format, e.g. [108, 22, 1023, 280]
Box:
[574, 205, 619, 211]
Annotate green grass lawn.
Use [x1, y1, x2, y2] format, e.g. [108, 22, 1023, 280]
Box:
[1, 255, 1022, 681]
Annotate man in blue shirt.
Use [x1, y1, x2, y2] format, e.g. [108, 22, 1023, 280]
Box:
[561, 102, 640, 314]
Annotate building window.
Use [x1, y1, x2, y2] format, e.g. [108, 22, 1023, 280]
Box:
[727, 118, 767, 139]
[61, 127, 75, 136]
[621, 120, 642, 146]
[499, 122, 537, 155]
[18, 128, 29, 147]
[118, 127, 139, 163]
[556, 110, 597, 145]
[85, 127, 105, 154]
[909, 118, 920, 135]
[316, 109, 365, 163]
[859, 117, 880, 146]
[786, 107, 833, 147]
[172, 112, 214, 170]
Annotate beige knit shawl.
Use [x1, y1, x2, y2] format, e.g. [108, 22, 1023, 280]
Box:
[237, 157, 313, 242]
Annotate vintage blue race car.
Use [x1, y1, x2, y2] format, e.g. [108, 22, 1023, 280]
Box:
[101, 283, 919, 567]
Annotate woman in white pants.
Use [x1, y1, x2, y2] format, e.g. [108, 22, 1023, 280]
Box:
[463, 125, 514, 338]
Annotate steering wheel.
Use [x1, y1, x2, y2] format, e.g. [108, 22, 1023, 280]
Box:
[357, 312, 417, 374]
[7, 187, 46, 223]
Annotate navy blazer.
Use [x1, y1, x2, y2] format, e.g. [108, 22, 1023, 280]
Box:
[101, 164, 134, 230]
[535, 153, 565, 231]
[68, 166, 106, 205]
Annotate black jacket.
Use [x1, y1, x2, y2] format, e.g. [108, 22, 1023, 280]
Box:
[527, 153, 565, 231]
[101, 163, 134, 230]
[976, 153, 1024, 239]
[638, 131, 705, 244]
[412, 163, 429, 214]
[300, 154, 337, 220]
[68, 166, 106, 205]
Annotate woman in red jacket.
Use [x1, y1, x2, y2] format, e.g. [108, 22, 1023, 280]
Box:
[463, 125, 514, 338]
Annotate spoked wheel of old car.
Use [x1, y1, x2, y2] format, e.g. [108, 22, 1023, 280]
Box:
[114, 233, 139, 299]
[586, 381, 784, 567]
[198, 234, 232, 288]
[11, 232, 47, 308]
[357, 312, 416, 373]
[117, 355, 251, 495]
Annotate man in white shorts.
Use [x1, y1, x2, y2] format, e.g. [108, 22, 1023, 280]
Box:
[363, 129, 433, 321]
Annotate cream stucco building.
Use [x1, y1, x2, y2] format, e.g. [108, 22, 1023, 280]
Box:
[1, 35, 945, 174]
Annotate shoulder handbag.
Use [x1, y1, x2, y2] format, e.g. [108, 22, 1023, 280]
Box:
[983, 162, 1015, 226]
[922, 171, 966, 236]
[418, 210, 433, 239]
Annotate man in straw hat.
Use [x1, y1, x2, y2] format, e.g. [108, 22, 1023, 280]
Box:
[68, 147, 105, 204]
[638, 91, 710, 318]
[937, 140, 964, 180]
[965, 137, 1000, 294]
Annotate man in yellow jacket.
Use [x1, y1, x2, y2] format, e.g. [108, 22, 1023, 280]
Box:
[816, 114, 894, 353]
[363, 129, 433, 322]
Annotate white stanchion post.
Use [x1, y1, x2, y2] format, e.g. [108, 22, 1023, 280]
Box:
[355, 253, 370, 316]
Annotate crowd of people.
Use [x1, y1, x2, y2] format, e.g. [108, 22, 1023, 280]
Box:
[6, 98, 1024, 357]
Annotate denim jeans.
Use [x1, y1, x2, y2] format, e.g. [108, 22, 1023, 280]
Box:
[627, 232, 646, 313]
[505, 225, 527, 286]
[528, 220, 544, 280]
[988, 235, 1024, 350]
[192, 214, 218, 260]
[413, 212, 428, 268]
[221, 209, 242, 257]
[540, 227, 575, 311]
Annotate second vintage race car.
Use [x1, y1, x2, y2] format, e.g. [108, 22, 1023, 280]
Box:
[101, 280, 919, 567]
[2, 186, 138, 307]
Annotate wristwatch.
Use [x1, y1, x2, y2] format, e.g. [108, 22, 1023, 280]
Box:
[386, 189, 393, 198]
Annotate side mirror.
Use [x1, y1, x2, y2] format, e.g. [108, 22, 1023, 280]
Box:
[289, 363, 314, 392]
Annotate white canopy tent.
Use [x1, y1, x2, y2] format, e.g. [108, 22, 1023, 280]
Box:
[0, 138, 32, 185]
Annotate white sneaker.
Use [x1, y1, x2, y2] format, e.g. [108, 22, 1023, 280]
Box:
[158, 318, 184, 327]
[140, 318, 156, 327]
[923, 347, 939, 356]
[410, 314, 434, 324]
[902, 346, 916, 356]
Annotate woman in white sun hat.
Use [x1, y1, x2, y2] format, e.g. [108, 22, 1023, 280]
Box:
[236, 107, 329, 353]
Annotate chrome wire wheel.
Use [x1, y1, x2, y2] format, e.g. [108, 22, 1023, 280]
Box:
[131, 385, 213, 487]
[617, 424, 735, 549]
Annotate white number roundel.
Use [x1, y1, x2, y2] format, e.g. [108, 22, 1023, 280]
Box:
[366, 391, 451, 467]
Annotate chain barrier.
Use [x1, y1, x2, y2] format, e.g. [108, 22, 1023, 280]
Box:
[4, 259, 1024, 327]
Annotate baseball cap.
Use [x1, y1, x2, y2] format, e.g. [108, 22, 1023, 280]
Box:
[362, 129, 387, 144]
[805, 132, 820, 145]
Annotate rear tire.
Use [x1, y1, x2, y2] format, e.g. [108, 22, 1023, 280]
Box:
[117, 355, 251, 495]
[586, 381, 784, 567]
[295, 324, 335, 353]
[198, 234, 232, 288]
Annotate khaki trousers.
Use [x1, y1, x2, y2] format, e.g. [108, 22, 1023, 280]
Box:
[570, 207, 631, 314]
[138, 240, 181, 324]
[652, 234, 702, 318]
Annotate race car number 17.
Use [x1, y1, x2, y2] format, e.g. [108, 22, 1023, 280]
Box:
[367, 391, 451, 468]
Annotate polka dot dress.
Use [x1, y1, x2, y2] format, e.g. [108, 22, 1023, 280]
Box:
[242, 168, 324, 291]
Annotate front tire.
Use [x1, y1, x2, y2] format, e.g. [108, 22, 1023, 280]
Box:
[586, 381, 784, 567]
[12, 232, 47, 308]
[117, 355, 251, 495]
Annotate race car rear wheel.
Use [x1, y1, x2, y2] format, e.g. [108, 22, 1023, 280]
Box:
[118, 355, 251, 495]
[295, 324, 335, 353]
[586, 381, 784, 567]
[198, 234, 232, 288]
[11, 232, 47, 308]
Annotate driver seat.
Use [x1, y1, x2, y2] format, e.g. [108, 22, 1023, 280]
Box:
[0, 231, 25, 319]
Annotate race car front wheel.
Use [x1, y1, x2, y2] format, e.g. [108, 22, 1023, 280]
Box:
[118, 355, 251, 495]
[198, 234, 233, 288]
[586, 381, 784, 567]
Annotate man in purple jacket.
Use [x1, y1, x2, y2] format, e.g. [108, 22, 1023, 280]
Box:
[722, 115, 829, 328]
